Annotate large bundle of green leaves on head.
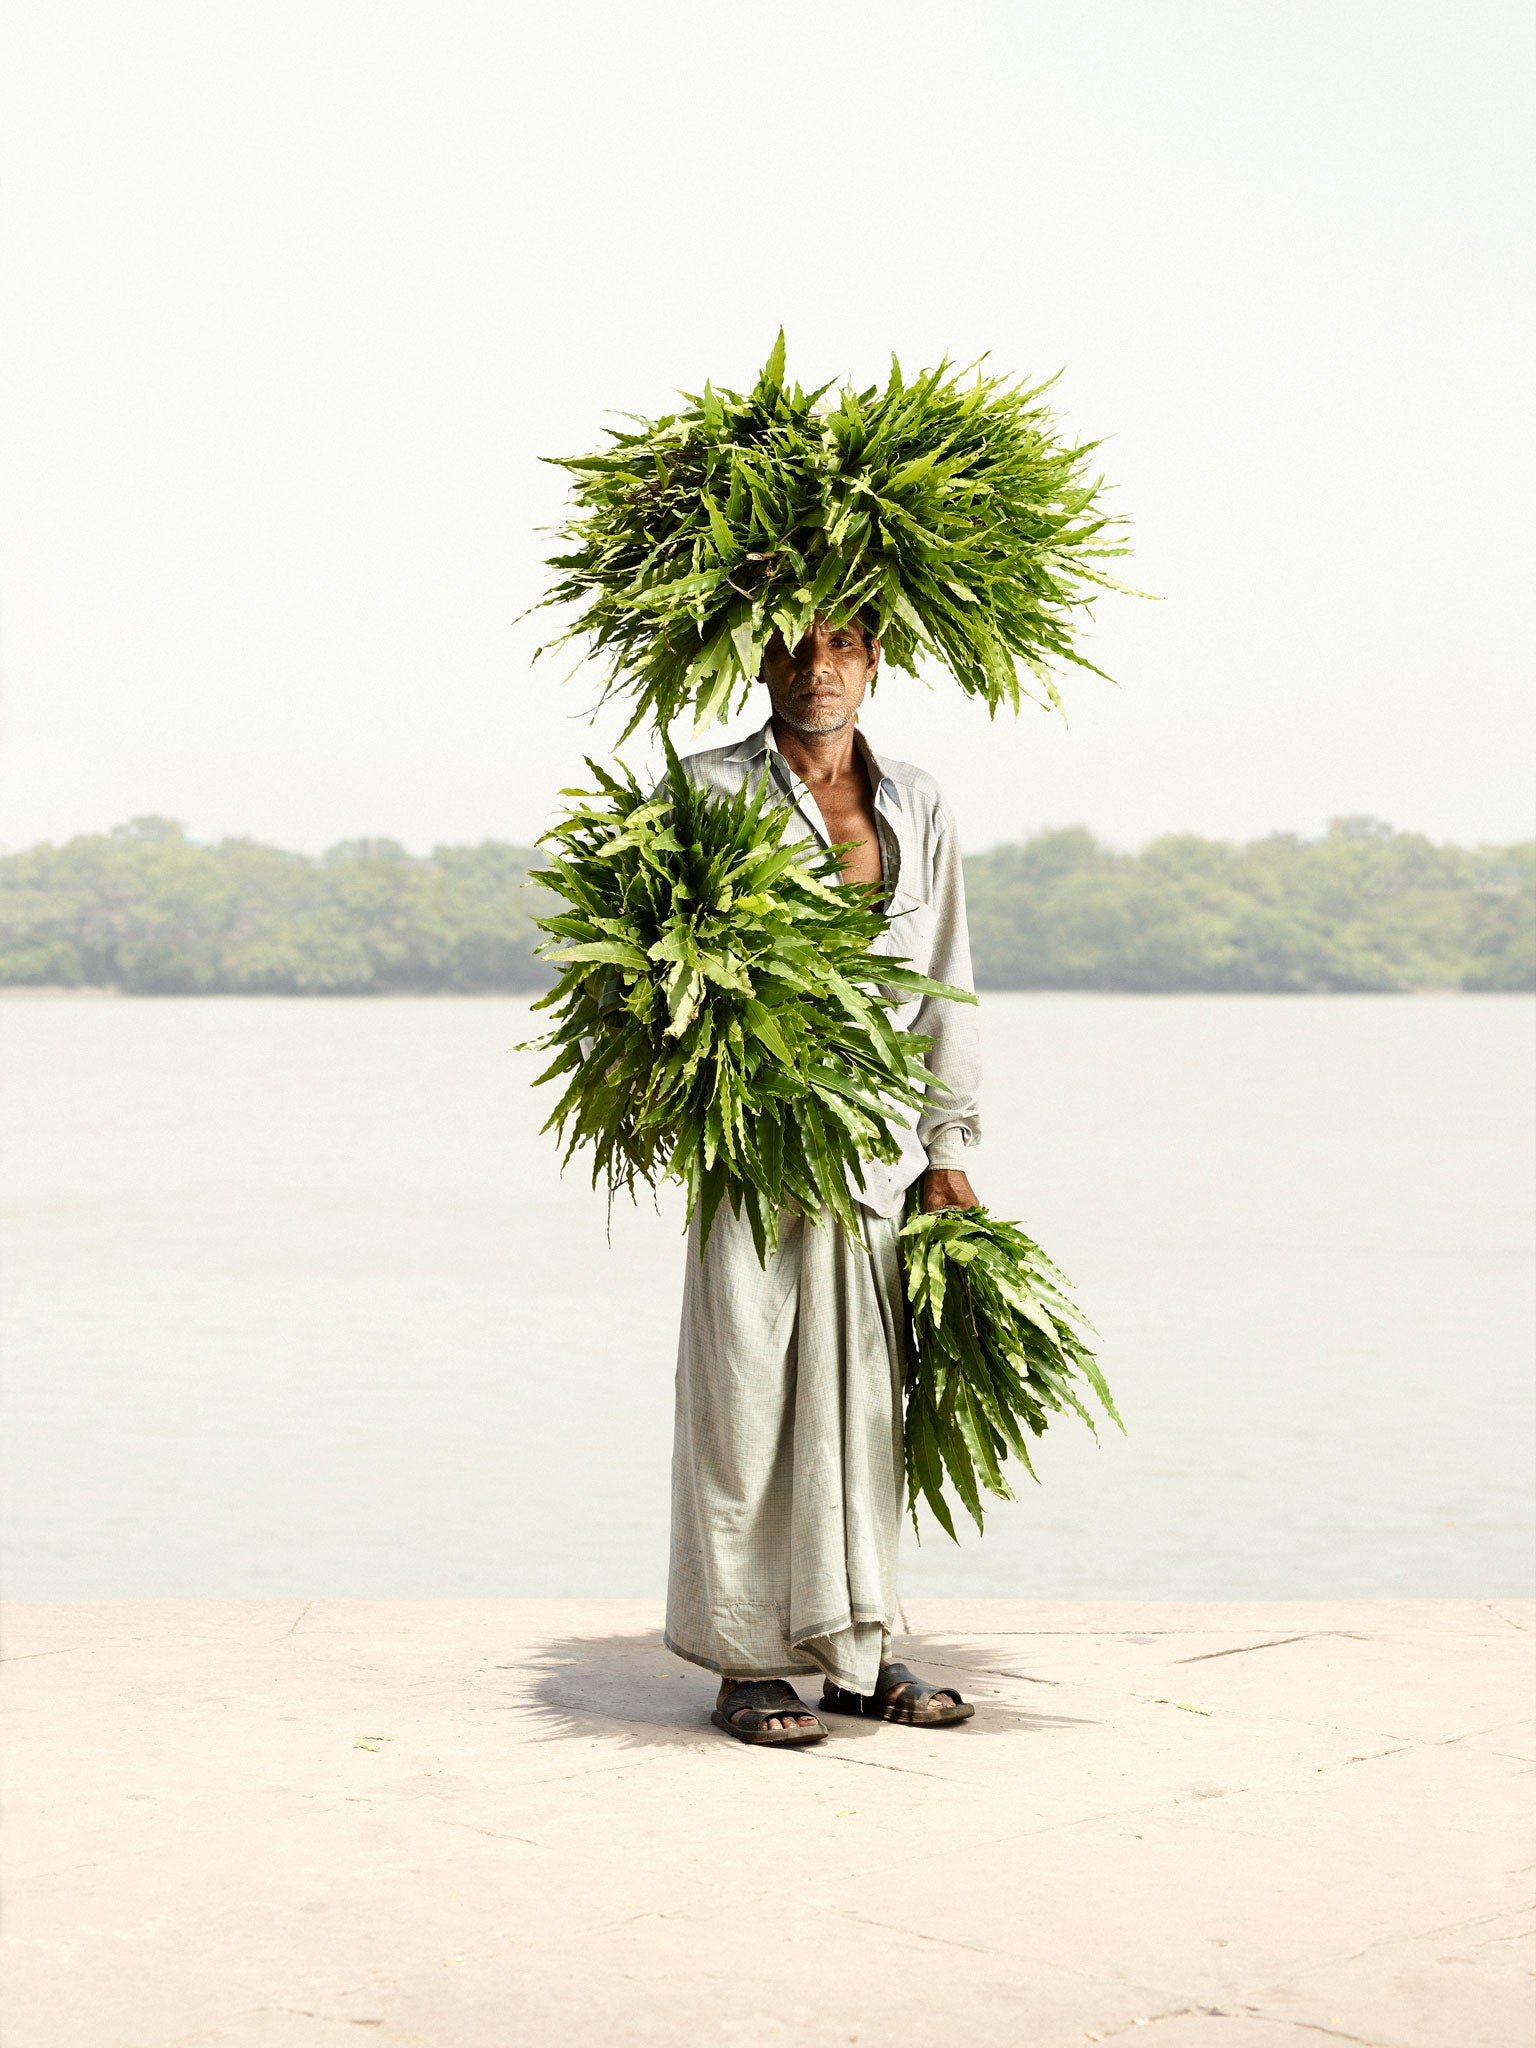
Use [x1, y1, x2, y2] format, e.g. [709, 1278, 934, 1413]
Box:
[536, 333, 1135, 737]
[900, 1197, 1123, 1540]
[526, 748, 973, 1261]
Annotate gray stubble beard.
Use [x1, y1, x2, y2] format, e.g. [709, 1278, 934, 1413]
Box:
[774, 701, 854, 737]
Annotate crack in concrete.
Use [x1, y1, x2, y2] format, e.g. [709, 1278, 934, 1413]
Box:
[265, 2011, 385, 2029]
[1097, 2007, 1389, 2046]
[839, 1909, 992, 1955]
[1224, 2020, 1384, 2047]
[1485, 1603, 1529, 1633]
[1272, 2020, 1394, 2046]
[1424, 1720, 1535, 1752]
[1174, 1632, 1368, 1666]
[432, 1819, 545, 1849]
[1085, 2001, 1214, 2040]
[802, 1748, 952, 1782]
[1254, 1894, 1536, 2015]
[169, 2006, 396, 2046]
[921, 1657, 1061, 1686]
[468, 1754, 681, 1790]
[1467, 1924, 1536, 1951]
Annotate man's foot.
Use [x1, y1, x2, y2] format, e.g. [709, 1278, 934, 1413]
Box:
[875, 1664, 961, 1711]
[820, 1660, 974, 1726]
[716, 1678, 819, 1732]
[710, 1679, 827, 1745]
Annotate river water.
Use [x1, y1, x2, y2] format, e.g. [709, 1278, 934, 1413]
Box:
[3, 993, 1532, 1600]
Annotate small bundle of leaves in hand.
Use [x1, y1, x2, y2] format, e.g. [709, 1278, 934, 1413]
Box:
[525, 747, 974, 1260]
[900, 1197, 1123, 1539]
[535, 332, 1137, 738]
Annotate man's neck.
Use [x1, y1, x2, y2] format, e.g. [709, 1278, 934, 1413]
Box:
[769, 715, 861, 788]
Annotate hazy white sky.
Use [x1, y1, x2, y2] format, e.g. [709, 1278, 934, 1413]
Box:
[2, 1, 1531, 854]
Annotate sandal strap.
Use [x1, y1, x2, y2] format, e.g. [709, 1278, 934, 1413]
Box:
[878, 1662, 922, 1692]
[719, 1678, 817, 1727]
[720, 1679, 802, 1709]
[877, 1662, 964, 1705]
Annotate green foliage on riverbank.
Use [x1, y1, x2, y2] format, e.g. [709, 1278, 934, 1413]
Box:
[965, 818, 1535, 993]
[0, 819, 551, 995]
[0, 815, 1530, 995]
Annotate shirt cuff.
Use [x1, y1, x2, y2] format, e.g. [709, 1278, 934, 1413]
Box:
[924, 1125, 973, 1171]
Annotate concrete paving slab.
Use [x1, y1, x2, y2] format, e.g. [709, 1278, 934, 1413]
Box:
[1272, 1903, 1536, 2048]
[3, 1599, 1532, 2048]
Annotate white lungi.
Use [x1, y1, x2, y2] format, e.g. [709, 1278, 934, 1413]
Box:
[662, 719, 981, 1702]
[664, 1199, 907, 1696]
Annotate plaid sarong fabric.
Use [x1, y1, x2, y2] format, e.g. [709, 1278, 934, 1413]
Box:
[664, 1199, 907, 1697]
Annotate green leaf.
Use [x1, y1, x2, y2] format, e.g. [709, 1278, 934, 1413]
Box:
[701, 492, 741, 564]
[531, 339, 1146, 732]
[899, 1194, 1121, 1540]
[522, 753, 966, 1268]
[742, 999, 791, 1061]
[544, 938, 649, 972]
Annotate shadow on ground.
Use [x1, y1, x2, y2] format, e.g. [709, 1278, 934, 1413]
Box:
[509, 1627, 1097, 1751]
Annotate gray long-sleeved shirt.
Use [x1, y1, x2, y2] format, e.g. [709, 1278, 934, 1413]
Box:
[677, 718, 981, 1218]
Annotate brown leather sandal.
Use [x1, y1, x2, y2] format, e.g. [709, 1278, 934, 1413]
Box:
[820, 1661, 974, 1726]
[710, 1679, 828, 1746]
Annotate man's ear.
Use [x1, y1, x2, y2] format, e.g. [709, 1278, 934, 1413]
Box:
[867, 635, 882, 677]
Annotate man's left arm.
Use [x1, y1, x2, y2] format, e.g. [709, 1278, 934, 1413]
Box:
[913, 809, 982, 1212]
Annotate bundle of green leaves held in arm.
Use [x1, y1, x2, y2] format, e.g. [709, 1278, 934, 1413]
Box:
[900, 1197, 1124, 1539]
[526, 749, 974, 1261]
[536, 332, 1137, 738]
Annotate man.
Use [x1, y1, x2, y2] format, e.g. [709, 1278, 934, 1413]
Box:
[665, 612, 982, 1744]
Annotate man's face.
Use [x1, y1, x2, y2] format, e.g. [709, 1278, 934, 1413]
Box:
[761, 614, 880, 736]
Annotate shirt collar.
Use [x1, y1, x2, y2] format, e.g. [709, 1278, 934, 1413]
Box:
[723, 720, 773, 767]
[725, 718, 899, 804]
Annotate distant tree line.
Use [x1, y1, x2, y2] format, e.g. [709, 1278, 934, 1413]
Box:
[0, 815, 1530, 995]
[963, 818, 1533, 993]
